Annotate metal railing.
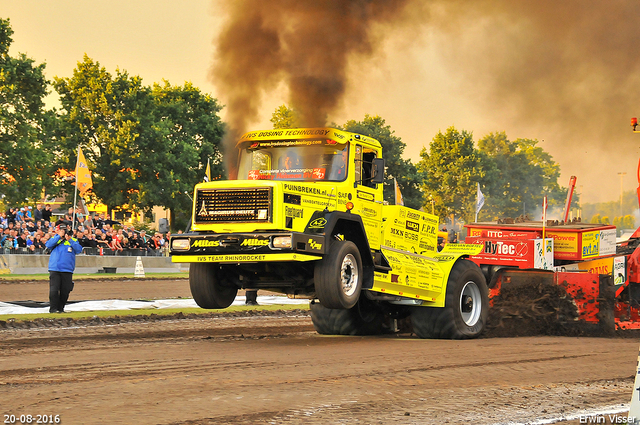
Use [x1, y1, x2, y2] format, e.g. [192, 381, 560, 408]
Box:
[1, 247, 169, 257]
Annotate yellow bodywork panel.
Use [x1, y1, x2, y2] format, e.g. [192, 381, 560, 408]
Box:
[381, 205, 440, 255]
[372, 241, 483, 307]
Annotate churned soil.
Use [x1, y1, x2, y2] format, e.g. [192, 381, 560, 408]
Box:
[1, 277, 639, 424]
[0, 276, 193, 303]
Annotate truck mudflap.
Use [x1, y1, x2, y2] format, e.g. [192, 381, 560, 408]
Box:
[371, 243, 482, 306]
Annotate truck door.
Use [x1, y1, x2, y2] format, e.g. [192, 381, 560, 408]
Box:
[353, 144, 383, 250]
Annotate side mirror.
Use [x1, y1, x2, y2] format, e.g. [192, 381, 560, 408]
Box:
[371, 158, 385, 184]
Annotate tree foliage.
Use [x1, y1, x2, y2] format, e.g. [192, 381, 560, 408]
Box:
[0, 18, 55, 205]
[270, 104, 299, 129]
[584, 190, 638, 225]
[417, 126, 484, 223]
[477, 132, 566, 220]
[53, 55, 224, 220]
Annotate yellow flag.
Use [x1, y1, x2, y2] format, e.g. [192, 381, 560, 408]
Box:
[76, 147, 93, 195]
[394, 178, 404, 206]
[204, 158, 211, 182]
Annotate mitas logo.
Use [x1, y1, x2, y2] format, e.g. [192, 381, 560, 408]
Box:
[241, 238, 269, 246]
[192, 240, 220, 247]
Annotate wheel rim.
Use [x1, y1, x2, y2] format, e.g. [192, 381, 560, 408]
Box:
[340, 253, 359, 297]
[460, 281, 482, 327]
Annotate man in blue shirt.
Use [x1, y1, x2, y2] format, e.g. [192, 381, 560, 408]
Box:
[45, 224, 82, 313]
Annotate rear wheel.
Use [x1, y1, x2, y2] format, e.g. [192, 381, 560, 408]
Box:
[411, 259, 488, 339]
[189, 263, 238, 309]
[310, 297, 385, 335]
[314, 241, 363, 309]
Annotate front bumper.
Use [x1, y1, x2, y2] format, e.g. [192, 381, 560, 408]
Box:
[170, 232, 325, 263]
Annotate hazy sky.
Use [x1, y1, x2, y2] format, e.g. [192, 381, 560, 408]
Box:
[2, 0, 639, 205]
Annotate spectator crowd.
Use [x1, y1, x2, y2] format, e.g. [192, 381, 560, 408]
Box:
[1, 204, 173, 256]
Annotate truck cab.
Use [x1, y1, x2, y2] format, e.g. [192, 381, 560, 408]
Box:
[170, 128, 488, 339]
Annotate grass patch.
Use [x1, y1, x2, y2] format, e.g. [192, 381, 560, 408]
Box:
[0, 303, 310, 322]
[0, 272, 188, 281]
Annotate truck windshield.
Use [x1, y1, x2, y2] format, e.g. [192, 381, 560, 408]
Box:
[237, 139, 349, 182]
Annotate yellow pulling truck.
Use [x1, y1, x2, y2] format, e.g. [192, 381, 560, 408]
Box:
[170, 128, 487, 338]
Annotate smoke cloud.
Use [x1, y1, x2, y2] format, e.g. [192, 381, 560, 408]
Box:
[424, 0, 640, 203]
[210, 0, 418, 132]
[210, 0, 640, 202]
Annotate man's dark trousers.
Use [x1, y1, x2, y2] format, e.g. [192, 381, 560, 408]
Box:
[49, 271, 73, 312]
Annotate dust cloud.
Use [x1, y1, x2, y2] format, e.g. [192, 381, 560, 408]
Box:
[427, 0, 640, 203]
[210, 0, 640, 202]
[209, 0, 418, 133]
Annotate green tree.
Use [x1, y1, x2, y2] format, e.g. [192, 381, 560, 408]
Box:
[53, 56, 225, 228]
[477, 132, 566, 220]
[147, 80, 225, 228]
[613, 216, 622, 229]
[270, 104, 298, 129]
[590, 213, 602, 224]
[53, 55, 150, 212]
[0, 18, 55, 205]
[417, 126, 484, 223]
[623, 214, 636, 229]
[343, 115, 423, 209]
[583, 190, 639, 224]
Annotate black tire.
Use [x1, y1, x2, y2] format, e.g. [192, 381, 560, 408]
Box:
[189, 263, 238, 309]
[314, 240, 363, 309]
[411, 259, 488, 339]
[309, 298, 385, 335]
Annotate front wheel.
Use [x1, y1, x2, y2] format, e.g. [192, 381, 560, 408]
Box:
[314, 241, 363, 309]
[189, 263, 238, 309]
[411, 259, 488, 339]
[310, 297, 385, 335]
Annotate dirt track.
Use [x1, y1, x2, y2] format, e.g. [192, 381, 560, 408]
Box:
[2, 278, 640, 424]
[0, 277, 193, 302]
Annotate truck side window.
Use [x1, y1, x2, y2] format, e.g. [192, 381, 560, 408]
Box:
[362, 151, 377, 188]
[354, 145, 362, 183]
[355, 145, 378, 188]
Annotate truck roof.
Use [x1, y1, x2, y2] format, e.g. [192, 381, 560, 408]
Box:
[236, 127, 382, 149]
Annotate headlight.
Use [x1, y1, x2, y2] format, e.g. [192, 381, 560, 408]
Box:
[171, 239, 190, 251]
[272, 235, 292, 248]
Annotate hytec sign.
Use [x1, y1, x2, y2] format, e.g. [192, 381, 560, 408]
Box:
[467, 237, 554, 270]
[483, 240, 529, 256]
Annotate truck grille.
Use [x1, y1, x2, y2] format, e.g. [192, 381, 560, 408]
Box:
[195, 188, 272, 223]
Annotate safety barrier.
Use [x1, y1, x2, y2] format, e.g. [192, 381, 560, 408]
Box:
[1, 247, 168, 257]
[0, 252, 184, 274]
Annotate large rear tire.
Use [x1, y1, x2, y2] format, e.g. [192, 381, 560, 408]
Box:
[411, 259, 488, 339]
[310, 297, 385, 335]
[314, 241, 363, 309]
[189, 263, 238, 309]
